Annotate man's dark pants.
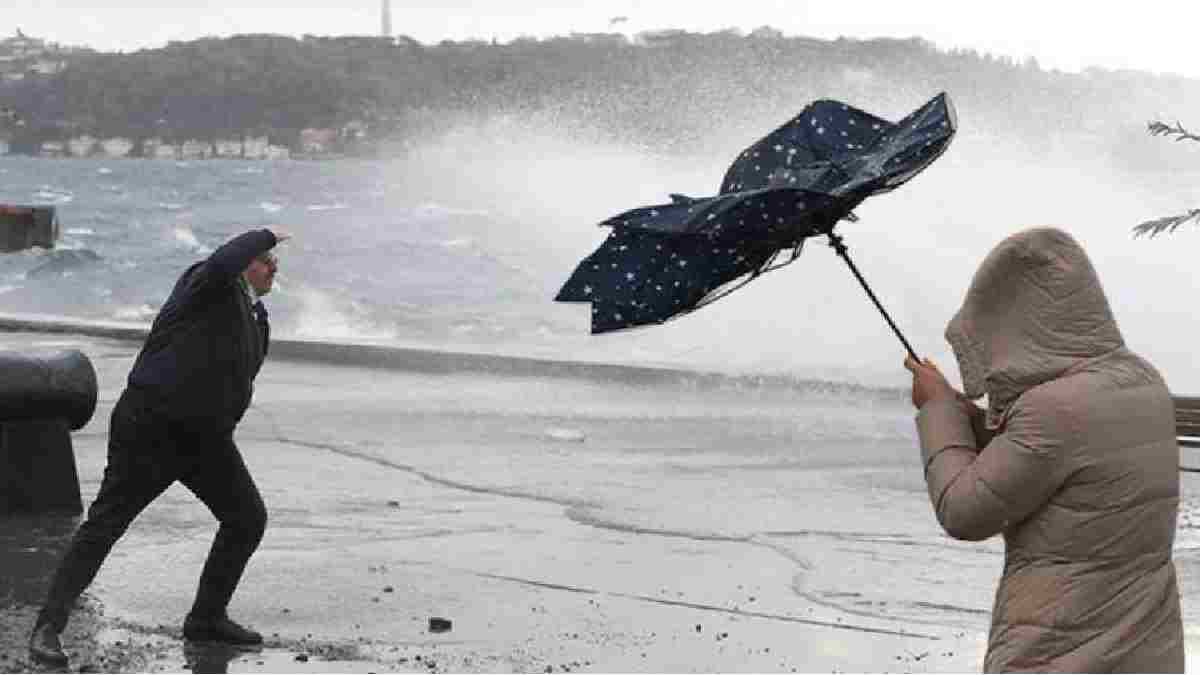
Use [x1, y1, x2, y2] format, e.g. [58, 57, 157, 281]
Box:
[36, 389, 267, 633]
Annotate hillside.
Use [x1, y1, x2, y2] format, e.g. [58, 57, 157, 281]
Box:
[0, 29, 1197, 164]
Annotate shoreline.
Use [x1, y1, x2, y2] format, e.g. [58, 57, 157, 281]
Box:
[0, 311, 905, 399]
[0, 154, 351, 162]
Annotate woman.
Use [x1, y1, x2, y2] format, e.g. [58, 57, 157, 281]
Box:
[905, 227, 1184, 672]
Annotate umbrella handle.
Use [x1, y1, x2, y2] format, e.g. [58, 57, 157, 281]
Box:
[826, 233, 920, 362]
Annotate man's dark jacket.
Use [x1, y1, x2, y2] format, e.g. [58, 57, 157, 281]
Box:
[128, 229, 276, 432]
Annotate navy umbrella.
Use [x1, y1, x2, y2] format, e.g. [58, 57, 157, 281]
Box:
[556, 92, 957, 359]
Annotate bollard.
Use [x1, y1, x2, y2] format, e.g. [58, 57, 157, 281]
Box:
[0, 350, 97, 515]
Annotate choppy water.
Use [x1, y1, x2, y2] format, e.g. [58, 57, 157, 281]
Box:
[3, 117, 1200, 393]
[0, 157, 552, 342]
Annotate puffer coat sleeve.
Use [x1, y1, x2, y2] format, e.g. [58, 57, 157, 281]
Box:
[918, 392, 1071, 543]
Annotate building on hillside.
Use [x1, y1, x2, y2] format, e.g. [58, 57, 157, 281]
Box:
[140, 137, 180, 160]
[29, 59, 65, 76]
[304, 35, 393, 48]
[67, 135, 97, 158]
[140, 137, 162, 158]
[299, 128, 337, 155]
[243, 136, 269, 160]
[180, 139, 212, 160]
[214, 138, 243, 159]
[151, 143, 179, 160]
[39, 140, 65, 158]
[0, 30, 62, 82]
[341, 120, 368, 142]
[242, 136, 289, 160]
[568, 32, 628, 46]
[749, 26, 785, 40]
[632, 29, 689, 48]
[99, 137, 134, 158]
[1, 30, 49, 59]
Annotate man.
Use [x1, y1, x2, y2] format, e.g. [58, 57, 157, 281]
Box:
[905, 227, 1183, 672]
[29, 227, 289, 666]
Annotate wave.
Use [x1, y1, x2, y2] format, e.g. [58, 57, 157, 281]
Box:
[171, 226, 212, 254]
[413, 202, 491, 218]
[289, 286, 398, 342]
[25, 249, 102, 279]
[32, 187, 74, 204]
[112, 304, 158, 322]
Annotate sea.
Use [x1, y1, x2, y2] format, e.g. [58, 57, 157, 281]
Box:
[5, 130, 1200, 669]
[2, 126, 1200, 391]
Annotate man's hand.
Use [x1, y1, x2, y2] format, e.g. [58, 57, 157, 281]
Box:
[904, 356, 958, 410]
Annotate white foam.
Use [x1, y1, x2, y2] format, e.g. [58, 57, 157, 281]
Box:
[415, 202, 491, 218]
[171, 226, 212, 254]
[544, 428, 586, 442]
[172, 226, 200, 248]
[33, 188, 74, 204]
[290, 287, 397, 342]
[113, 304, 158, 321]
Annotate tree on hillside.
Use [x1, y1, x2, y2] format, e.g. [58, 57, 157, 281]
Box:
[1133, 120, 1200, 236]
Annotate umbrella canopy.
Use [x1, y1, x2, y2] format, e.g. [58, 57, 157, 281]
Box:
[556, 92, 956, 336]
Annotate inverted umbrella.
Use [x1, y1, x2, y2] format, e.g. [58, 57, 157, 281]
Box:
[555, 92, 957, 359]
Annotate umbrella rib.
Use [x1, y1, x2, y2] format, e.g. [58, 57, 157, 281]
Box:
[691, 245, 802, 312]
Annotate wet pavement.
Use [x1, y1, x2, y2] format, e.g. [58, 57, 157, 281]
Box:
[0, 326, 1127, 672]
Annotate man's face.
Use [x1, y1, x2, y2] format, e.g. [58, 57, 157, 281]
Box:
[243, 252, 278, 296]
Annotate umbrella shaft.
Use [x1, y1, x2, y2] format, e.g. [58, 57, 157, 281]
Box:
[827, 234, 920, 361]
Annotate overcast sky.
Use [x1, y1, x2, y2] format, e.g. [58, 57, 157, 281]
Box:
[9, 1, 1200, 80]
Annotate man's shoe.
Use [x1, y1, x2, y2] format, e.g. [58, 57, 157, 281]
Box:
[28, 622, 68, 666]
[182, 615, 263, 645]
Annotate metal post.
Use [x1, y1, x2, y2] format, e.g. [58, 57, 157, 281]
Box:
[826, 233, 920, 362]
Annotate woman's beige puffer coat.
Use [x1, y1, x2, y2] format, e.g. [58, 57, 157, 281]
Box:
[915, 227, 1184, 672]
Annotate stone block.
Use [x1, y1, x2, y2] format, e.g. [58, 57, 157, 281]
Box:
[0, 204, 58, 252]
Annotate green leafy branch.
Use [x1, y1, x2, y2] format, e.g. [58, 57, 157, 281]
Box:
[1134, 120, 1200, 237]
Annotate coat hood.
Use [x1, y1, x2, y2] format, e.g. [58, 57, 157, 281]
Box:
[945, 227, 1124, 429]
